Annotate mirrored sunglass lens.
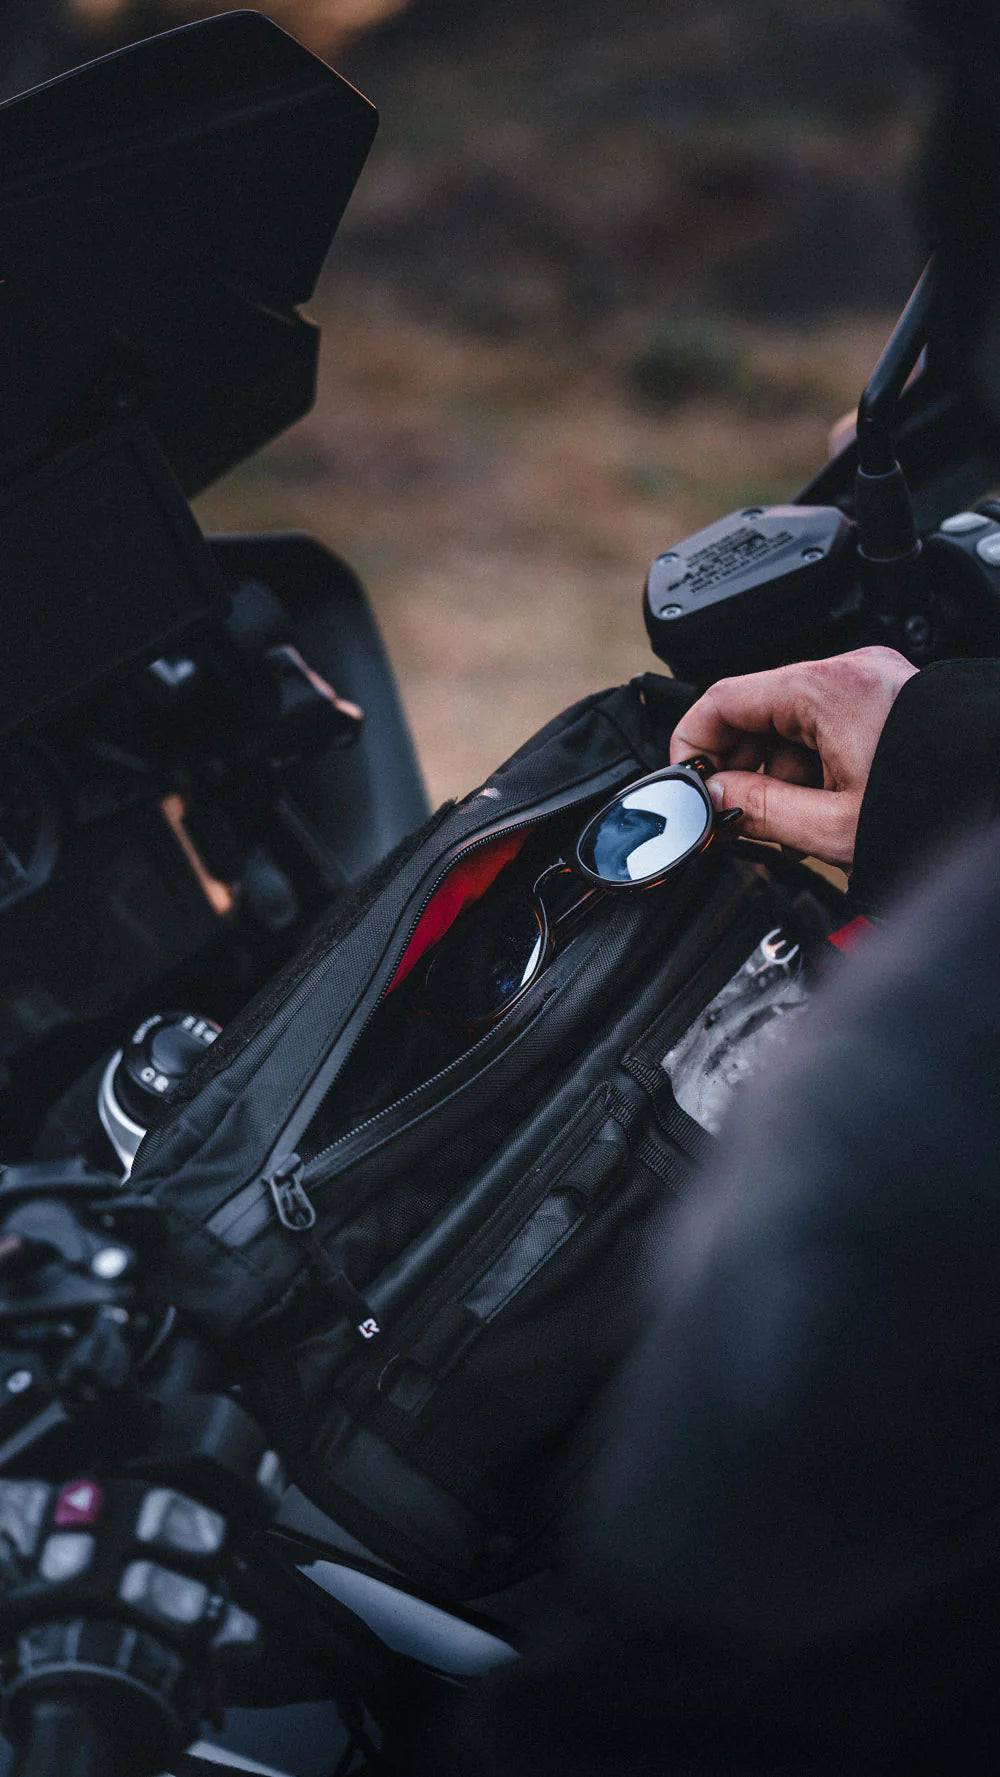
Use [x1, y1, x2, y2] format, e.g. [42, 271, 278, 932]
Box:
[578, 777, 710, 884]
[420, 897, 545, 1024]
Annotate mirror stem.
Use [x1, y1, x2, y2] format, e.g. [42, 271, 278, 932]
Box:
[855, 259, 937, 643]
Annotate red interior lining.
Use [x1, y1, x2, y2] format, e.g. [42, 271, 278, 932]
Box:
[388, 829, 532, 992]
[826, 914, 872, 952]
[390, 827, 869, 994]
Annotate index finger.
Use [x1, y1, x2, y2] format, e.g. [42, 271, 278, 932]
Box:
[669, 665, 814, 768]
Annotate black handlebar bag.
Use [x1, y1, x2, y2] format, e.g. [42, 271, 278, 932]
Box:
[133, 675, 828, 1600]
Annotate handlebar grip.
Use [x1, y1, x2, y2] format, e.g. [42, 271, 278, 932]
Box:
[5, 1619, 193, 1777]
[11, 1695, 122, 1777]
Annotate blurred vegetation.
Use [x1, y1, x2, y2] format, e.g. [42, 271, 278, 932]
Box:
[628, 323, 747, 409]
[0, 1, 933, 799]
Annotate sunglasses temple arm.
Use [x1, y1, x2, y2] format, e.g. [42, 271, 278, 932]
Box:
[550, 883, 604, 937]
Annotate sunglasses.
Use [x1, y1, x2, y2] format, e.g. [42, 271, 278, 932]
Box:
[410, 756, 741, 1032]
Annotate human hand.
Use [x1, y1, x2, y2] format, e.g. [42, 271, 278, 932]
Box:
[669, 647, 919, 868]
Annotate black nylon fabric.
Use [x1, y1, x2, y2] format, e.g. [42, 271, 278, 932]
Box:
[132, 675, 695, 1334]
[243, 866, 785, 1597]
[245, 857, 764, 1383]
[161, 801, 457, 1117]
[123, 669, 830, 1602]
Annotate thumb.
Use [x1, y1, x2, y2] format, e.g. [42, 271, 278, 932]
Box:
[707, 770, 857, 867]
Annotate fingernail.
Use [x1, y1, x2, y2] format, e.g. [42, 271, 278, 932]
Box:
[706, 777, 725, 808]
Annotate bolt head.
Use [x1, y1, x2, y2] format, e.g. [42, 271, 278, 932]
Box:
[801, 546, 824, 561]
[904, 614, 932, 650]
[91, 1247, 130, 1282]
[659, 603, 683, 619]
[5, 1370, 32, 1396]
[656, 551, 680, 565]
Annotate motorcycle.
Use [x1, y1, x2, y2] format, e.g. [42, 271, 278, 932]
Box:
[2, 11, 1000, 1777]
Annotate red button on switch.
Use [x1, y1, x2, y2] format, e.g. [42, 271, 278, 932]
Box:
[54, 1480, 103, 1526]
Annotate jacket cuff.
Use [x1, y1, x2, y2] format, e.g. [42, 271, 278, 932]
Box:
[850, 659, 1000, 915]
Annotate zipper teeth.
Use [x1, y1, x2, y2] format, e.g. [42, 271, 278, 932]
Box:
[347, 917, 769, 1354]
[297, 811, 554, 1174]
[300, 777, 713, 1179]
[267, 774, 628, 1180]
[303, 1010, 508, 1180]
[208, 877, 773, 1248]
[302, 880, 624, 1182]
[205, 775, 635, 1245]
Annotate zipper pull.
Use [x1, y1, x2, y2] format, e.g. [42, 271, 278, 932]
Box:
[266, 1154, 316, 1232]
[266, 1155, 381, 1341]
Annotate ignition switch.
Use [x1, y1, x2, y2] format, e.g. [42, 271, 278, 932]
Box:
[98, 1012, 221, 1176]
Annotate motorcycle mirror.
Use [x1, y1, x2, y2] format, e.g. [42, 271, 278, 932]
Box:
[852, 260, 936, 638]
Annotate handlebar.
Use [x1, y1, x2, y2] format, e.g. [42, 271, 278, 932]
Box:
[0, 1169, 286, 1777]
[12, 1697, 119, 1777]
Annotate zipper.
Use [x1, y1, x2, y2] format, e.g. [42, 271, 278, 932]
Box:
[296, 871, 622, 1183]
[208, 768, 638, 1248]
[266, 893, 780, 1360]
[302, 1009, 525, 1182]
[341, 904, 781, 1369]
[264, 1151, 382, 1342]
[266, 1153, 316, 1231]
[279, 791, 612, 1159]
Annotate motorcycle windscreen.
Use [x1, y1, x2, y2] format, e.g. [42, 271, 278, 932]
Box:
[0, 12, 377, 496]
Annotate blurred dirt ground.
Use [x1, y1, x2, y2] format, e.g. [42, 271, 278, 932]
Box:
[195, 294, 897, 804]
[4, 1, 929, 807]
[186, 0, 928, 805]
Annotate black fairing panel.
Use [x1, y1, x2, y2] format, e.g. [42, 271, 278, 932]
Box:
[0, 11, 377, 494]
[209, 533, 430, 883]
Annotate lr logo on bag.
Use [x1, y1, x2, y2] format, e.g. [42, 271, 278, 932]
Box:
[358, 1318, 381, 1340]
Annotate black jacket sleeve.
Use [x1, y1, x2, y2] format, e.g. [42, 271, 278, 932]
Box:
[850, 657, 1000, 913]
[439, 826, 1000, 1775]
